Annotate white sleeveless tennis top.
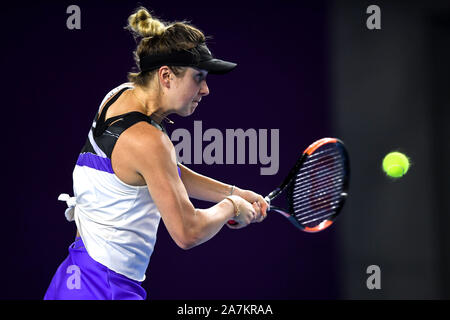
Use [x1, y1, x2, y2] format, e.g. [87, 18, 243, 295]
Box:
[59, 82, 175, 282]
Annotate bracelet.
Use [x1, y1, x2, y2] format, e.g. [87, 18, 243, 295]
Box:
[225, 196, 240, 217]
[229, 185, 235, 195]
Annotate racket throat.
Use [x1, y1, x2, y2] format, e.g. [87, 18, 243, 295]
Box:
[270, 206, 293, 219]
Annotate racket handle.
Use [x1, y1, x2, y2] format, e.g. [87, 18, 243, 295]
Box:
[264, 196, 271, 211]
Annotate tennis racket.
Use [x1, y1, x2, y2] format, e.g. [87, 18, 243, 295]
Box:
[228, 137, 350, 232]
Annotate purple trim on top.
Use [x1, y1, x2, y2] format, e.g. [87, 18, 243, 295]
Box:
[76, 153, 182, 177]
[76, 153, 114, 174]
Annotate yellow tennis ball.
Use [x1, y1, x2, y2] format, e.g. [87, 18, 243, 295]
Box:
[382, 152, 410, 178]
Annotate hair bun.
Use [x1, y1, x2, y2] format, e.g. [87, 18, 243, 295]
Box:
[128, 7, 166, 37]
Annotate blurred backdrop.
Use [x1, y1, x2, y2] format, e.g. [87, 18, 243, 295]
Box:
[0, 0, 448, 299]
[331, 0, 450, 299]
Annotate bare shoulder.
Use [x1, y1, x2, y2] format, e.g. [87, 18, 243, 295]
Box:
[115, 121, 177, 174]
[122, 121, 171, 148]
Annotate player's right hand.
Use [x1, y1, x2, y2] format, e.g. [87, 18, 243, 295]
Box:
[226, 196, 258, 229]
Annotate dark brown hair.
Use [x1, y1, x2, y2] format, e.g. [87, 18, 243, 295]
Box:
[126, 7, 206, 87]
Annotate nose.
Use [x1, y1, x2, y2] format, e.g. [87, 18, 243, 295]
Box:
[200, 80, 209, 97]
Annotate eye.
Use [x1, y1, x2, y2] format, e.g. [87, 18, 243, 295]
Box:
[195, 72, 207, 82]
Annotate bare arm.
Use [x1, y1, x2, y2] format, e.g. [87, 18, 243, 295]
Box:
[178, 163, 269, 219]
[178, 163, 234, 202]
[122, 123, 258, 249]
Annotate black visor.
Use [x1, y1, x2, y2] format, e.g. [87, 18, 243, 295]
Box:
[139, 43, 237, 75]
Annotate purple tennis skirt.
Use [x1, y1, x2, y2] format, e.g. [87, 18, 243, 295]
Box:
[44, 237, 147, 300]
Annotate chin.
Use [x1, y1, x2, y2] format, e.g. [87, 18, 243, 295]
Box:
[186, 107, 197, 116]
[176, 104, 197, 117]
[178, 110, 193, 117]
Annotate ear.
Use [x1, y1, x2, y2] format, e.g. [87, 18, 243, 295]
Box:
[158, 66, 174, 88]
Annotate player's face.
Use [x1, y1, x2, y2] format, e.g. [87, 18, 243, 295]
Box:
[171, 67, 209, 116]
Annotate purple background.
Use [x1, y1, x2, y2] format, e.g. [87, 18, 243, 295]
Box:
[1, 0, 337, 299]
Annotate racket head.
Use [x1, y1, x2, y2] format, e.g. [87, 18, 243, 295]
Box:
[282, 137, 350, 233]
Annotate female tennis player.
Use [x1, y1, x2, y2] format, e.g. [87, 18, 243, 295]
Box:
[44, 7, 268, 300]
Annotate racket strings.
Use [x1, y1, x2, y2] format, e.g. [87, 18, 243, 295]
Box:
[293, 166, 343, 197]
[295, 159, 343, 180]
[300, 211, 338, 226]
[296, 197, 341, 219]
[293, 183, 343, 207]
[290, 145, 346, 228]
[295, 149, 341, 174]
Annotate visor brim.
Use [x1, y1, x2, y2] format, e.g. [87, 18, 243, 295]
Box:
[197, 58, 237, 75]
